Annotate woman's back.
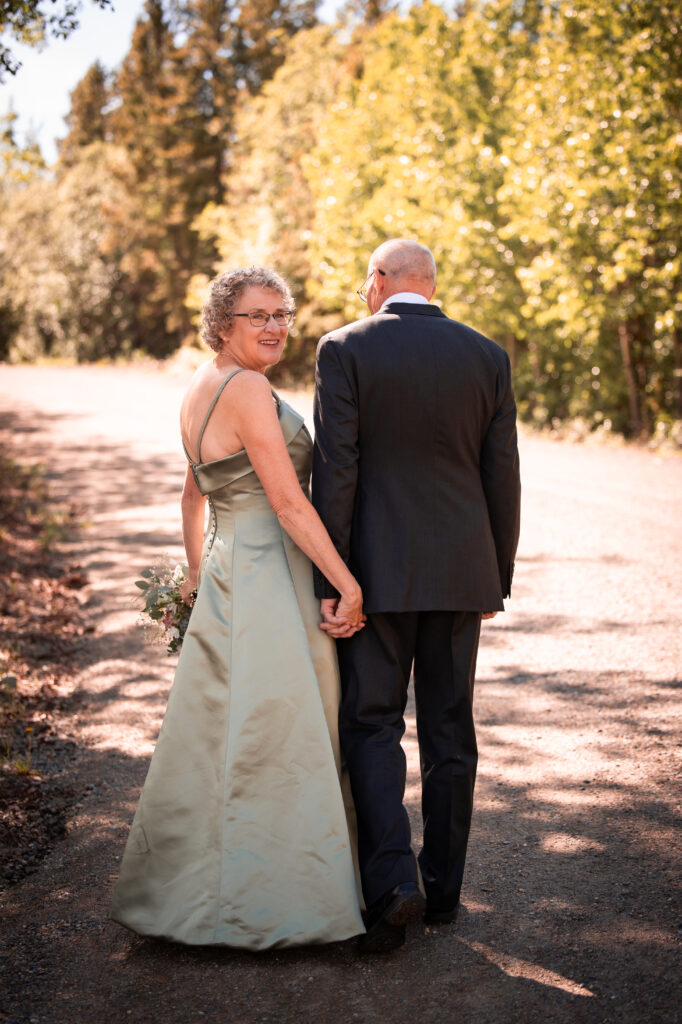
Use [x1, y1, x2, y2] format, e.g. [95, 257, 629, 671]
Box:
[180, 362, 247, 465]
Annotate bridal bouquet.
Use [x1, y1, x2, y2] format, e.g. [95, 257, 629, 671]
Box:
[135, 559, 194, 655]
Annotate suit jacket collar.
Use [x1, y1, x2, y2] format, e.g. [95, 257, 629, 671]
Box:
[378, 301, 447, 318]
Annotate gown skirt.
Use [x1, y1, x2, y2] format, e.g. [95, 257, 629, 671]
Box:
[110, 391, 364, 949]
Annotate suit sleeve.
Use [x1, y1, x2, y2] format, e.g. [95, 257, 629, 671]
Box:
[480, 350, 521, 598]
[311, 336, 359, 599]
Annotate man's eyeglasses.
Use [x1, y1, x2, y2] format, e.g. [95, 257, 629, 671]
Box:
[232, 310, 296, 327]
[357, 268, 386, 302]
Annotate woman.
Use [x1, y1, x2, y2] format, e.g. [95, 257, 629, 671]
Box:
[110, 267, 365, 949]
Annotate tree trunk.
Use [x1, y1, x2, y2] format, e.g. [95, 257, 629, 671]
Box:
[526, 339, 543, 419]
[633, 314, 651, 436]
[507, 333, 517, 373]
[618, 320, 642, 437]
[674, 326, 682, 420]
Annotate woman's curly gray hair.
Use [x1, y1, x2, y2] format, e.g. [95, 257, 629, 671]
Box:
[201, 266, 294, 353]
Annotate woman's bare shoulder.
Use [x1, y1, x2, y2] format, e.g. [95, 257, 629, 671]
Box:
[181, 359, 217, 402]
[228, 368, 272, 398]
[179, 362, 221, 444]
[181, 365, 273, 435]
[191, 358, 225, 392]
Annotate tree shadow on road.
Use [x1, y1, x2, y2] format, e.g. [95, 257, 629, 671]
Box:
[1, 405, 680, 1024]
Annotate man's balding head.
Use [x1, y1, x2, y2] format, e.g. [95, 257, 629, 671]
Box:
[366, 239, 436, 310]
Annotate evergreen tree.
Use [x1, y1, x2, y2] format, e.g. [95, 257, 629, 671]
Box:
[109, 0, 195, 351]
[107, 0, 321, 353]
[338, 0, 396, 29]
[232, 0, 318, 94]
[58, 61, 110, 167]
[191, 25, 344, 375]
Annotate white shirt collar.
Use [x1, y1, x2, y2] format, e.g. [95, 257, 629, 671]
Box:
[383, 292, 430, 305]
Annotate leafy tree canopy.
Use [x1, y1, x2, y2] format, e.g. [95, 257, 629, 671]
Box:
[3, 0, 680, 440]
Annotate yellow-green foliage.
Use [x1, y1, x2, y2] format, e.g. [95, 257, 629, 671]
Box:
[3, 0, 681, 438]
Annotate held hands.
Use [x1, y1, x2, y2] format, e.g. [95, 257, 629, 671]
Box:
[319, 599, 496, 633]
[319, 590, 366, 639]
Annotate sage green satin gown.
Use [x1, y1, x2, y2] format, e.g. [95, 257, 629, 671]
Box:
[111, 370, 364, 949]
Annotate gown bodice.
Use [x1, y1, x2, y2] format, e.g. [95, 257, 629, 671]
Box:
[184, 372, 312, 533]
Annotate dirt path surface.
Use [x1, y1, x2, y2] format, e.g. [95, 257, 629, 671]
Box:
[0, 364, 680, 1024]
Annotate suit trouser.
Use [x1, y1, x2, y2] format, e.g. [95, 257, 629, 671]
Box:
[337, 610, 482, 909]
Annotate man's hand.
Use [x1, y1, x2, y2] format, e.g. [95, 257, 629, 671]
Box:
[320, 598, 339, 621]
[481, 611, 498, 620]
[319, 597, 366, 638]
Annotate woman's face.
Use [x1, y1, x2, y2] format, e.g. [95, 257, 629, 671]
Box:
[220, 286, 293, 373]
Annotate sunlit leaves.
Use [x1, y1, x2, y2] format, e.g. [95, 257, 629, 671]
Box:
[495, 0, 681, 433]
[3, 0, 679, 438]
[0, 142, 141, 361]
[193, 0, 680, 436]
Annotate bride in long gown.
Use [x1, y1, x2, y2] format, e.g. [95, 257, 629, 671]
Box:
[110, 267, 365, 949]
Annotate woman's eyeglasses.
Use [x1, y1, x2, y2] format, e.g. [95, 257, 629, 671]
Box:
[232, 311, 296, 327]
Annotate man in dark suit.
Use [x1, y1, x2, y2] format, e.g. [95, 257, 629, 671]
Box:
[312, 239, 521, 953]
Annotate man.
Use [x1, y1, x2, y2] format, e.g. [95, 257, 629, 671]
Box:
[312, 239, 521, 953]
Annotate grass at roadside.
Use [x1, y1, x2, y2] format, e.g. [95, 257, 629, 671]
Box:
[0, 447, 91, 886]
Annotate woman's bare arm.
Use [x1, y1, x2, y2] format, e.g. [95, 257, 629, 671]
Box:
[179, 464, 206, 603]
[230, 373, 364, 630]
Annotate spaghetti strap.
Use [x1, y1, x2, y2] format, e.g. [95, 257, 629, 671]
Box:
[196, 368, 245, 464]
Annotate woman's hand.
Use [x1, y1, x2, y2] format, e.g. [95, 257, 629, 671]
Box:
[337, 585, 365, 628]
[179, 576, 198, 606]
[319, 591, 366, 638]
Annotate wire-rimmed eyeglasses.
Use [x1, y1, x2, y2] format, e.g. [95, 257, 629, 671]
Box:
[357, 267, 386, 301]
[232, 310, 296, 327]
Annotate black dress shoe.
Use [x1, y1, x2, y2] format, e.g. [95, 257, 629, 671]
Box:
[358, 882, 426, 954]
[424, 902, 459, 925]
[358, 920, 406, 954]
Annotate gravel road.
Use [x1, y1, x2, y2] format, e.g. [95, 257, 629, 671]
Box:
[0, 363, 680, 1024]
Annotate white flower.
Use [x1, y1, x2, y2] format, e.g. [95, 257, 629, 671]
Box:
[168, 626, 180, 639]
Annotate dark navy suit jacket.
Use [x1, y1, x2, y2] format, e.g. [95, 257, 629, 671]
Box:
[311, 301, 521, 614]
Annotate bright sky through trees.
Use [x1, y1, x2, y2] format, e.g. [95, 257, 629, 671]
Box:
[0, 0, 340, 163]
[1, 0, 144, 163]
